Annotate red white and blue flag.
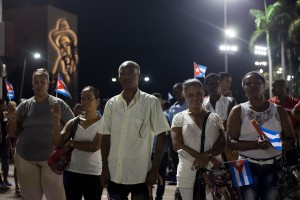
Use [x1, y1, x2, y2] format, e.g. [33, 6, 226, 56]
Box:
[229, 159, 253, 187]
[260, 126, 282, 151]
[5, 80, 15, 100]
[55, 74, 72, 99]
[194, 62, 207, 78]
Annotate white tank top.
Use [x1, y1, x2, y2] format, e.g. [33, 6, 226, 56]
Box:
[238, 102, 282, 159]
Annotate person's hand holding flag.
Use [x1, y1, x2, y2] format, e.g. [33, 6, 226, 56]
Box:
[251, 119, 283, 150]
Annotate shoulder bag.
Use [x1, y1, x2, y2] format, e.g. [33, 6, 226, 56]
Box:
[47, 116, 80, 175]
[277, 135, 300, 199]
[193, 112, 240, 200]
[193, 111, 211, 200]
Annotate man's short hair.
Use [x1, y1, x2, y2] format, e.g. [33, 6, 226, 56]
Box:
[204, 73, 220, 85]
[218, 72, 231, 81]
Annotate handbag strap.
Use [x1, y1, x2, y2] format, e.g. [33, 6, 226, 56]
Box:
[200, 112, 211, 153]
[69, 116, 80, 140]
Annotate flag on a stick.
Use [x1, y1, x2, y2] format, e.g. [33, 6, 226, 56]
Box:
[229, 159, 253, 187]
[194, 62, 207, 78]
[55, 74, 72, 99]
[251, 119, 282, 150]
[260, 126, 282, 151]
[5, 80, 15, 100]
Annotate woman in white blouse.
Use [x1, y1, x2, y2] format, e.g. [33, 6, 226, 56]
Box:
[171, 78, 226, 199]
[52, 86, 103, 200]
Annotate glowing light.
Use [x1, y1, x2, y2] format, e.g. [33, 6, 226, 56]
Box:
[112, 78, 117, 82]
[144, 76, 150, 82]
[225, 29, 236, 38]
[33, 53, 41, 59]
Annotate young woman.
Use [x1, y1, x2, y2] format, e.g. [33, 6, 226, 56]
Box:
[227, 71, 295, 200]
[52, 86, 103, 200]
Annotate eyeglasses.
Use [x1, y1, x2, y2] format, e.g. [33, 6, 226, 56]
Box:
[244, 81, 263, 87]
[81, 97, 96, 102]
[119, 72, 139, 78]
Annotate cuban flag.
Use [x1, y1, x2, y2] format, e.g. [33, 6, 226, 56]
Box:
[168, 92, 173, 102]
[5, 80, 15, 100]
[229, 159, 253, 187]
[260, 126, 282, 151]
[55, 74, 72, 99]
[194, 62, 207, 78]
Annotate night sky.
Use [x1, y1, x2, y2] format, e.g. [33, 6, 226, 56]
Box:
[4, 0, 271, 103]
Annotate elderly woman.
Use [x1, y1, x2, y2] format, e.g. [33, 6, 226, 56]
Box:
[227, 71, 295, 200]
[171, 78, 226, 199]
[7, 68, 74, 200]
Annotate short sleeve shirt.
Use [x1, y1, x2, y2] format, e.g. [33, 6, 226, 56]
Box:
[16, 95, 74, 161]
[99, 90, 170, 184]
[171, 111, 224, 188]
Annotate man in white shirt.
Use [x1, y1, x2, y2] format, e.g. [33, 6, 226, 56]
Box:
[203, 73, 237, 161]
[99, 61, 170, 199]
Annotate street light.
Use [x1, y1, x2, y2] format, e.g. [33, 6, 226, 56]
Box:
[20, 52, 41, 99]
[224, 0, 228, 72]
[254, 45, 273, 97]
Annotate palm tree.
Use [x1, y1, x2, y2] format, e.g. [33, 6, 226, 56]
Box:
[249, 0, 297, 97]
[249, 0, 274, 98]
[288, 0, 300, 95]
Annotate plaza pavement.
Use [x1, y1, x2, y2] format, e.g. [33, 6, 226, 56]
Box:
[0, 164, 177, 200]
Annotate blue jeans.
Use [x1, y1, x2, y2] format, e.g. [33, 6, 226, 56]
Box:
[107, 180, 149, 200]
[240, 161, 280, 200]
[156, 152, 168, 200]
[170, 149, 179, 182]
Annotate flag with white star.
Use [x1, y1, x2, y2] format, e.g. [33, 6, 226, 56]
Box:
[5, 80, 15, 100]
[55, 74, 72, 99]
[194, 62, 207, 78]
[229, 159, 253, 187]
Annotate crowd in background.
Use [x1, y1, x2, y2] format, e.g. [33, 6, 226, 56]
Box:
[0, 61, 299, 200]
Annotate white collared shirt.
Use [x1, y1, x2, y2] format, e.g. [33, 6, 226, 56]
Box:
[99, 90, 170, 184]
[202, 95, 230, 121]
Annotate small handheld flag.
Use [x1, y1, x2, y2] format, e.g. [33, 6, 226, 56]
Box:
[251, 119, 282, 151]
[194, 62, 207, 78]
[229, 159, 253, 187]
[168, 92, 173, 102]
[55, 74, 72, 99]
[260, 126, 282, 151]
[5, 80, 15, 100]
[250, 119, 267, 139]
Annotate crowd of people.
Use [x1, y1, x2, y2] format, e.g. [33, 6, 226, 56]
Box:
[0, 61, 299, 200]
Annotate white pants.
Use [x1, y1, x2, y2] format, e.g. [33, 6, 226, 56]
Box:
[179, 188, 193, 200]
[15, 152, 66, 200]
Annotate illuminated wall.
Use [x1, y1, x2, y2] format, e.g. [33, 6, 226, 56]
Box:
[4, 5, 78, 104]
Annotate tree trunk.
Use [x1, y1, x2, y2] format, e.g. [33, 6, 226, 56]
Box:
[281, 34, 286, 80]
[267, 31, 273, 98]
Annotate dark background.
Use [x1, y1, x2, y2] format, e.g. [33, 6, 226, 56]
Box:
[3, 0, 271, 104]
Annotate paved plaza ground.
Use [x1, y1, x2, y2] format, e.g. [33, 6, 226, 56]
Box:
[0, 164, 177, 200]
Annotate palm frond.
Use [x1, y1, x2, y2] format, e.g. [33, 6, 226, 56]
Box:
[288, 18, 300, 44]
[249, 30, 266, 53]
[297, 1, 300, 9]
[249, 9, 264, 19]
